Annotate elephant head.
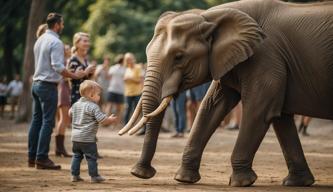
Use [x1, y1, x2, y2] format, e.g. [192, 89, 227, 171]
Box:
[118, 8, 265, 179]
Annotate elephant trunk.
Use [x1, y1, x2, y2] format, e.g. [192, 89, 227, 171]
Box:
[139, 68, 164, 164]
[130, 67, 168, 179]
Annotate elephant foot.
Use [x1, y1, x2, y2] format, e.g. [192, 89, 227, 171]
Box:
[229, 169, 257, 187]
[130, 163, 156, 179]
[282, 171, 314, 186]
[174, 166, 201, 183]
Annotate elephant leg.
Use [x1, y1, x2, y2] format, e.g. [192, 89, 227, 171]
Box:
[131, 112, 165, 179]
[175, 82, 240, 183]
[272, 114, 314, 186]
[229, 99, 275, 187]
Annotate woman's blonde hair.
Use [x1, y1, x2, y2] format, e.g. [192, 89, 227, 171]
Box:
[71, 32, 90, 54]
[124, 52, 136, 67]
[36, 24, 48, 38]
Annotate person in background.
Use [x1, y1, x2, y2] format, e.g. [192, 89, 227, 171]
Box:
[298, 116, 312, 136]
[172, 91, 187, 138]
[7, 74, 23, 119]
[0, 76, 7, 119]
[28, 13, 87, 170]
[54, 44, 72, 157]
[68, 32, 96, 106]
[224, 103, 242, 130]
[106, 54, 126, 127]
[70, 80, 117, 183]
[123, 53, 143, 125]
[36, 24, 48, 38]
[94, 56, 110, 110]
[186, 82, 210, 132]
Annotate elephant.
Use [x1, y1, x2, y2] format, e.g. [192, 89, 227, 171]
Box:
[119, 0, 333, 187]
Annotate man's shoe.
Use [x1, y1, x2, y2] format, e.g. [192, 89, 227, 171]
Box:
[91, 175, 106, 183]
[36, 158, 61, 170]
[72, 175, 84, 182]
[28, 159, 35, 168]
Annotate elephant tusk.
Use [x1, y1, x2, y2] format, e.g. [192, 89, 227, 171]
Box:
[145, 96, 172, 118]
[127, 96, 172, 136]
[118, 97, 143, 135]
[128, 116, 149, 135]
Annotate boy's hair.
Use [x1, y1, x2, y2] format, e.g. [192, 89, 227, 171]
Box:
[79, 80, 102, 98]
[46, 13, 63, 29]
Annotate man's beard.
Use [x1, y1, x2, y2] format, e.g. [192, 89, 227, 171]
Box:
[56, 27, 63, 35]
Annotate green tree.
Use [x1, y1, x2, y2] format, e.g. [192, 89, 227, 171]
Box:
[0, 0, 30, 80]
[84, 0, 237, 62]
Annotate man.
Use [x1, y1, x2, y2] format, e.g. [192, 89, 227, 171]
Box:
[7, 74, 23, 119]
[28, 13, 93, 170]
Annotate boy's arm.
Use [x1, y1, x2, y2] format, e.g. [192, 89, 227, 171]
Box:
[100, 114, 118, 126]
[92, 104, 117, 126]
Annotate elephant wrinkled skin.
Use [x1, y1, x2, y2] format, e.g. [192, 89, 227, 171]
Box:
[120, 0, 333, 187]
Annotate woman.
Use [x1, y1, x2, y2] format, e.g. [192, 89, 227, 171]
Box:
[106, 54, 125, 126]
[94, 56, 110, 110]
[36, 24, 47, 38]
[123, 53, 143, 124]
[68, 32, 95, 105]
[298, 116, 312, 136]
[54, 44, 72, 157]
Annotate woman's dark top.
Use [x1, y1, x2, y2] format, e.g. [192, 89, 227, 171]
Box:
[68, 56, 89, 105]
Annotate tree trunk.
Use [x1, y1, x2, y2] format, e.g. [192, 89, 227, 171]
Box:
[16, 0, 46, 123]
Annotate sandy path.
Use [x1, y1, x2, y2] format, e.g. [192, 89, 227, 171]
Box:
[0, 119, 332, 192]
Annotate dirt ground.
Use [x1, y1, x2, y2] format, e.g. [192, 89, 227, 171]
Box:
[0, 118, 332, 192]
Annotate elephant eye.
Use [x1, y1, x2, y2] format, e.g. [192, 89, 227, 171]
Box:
[174, 53, 184, 62]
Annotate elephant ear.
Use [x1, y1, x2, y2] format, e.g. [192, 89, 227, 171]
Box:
[200, 8, 266, 80]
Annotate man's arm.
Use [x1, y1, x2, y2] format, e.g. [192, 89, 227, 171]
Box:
[61, 68, 86, 79]
[51, 42, 87, 80]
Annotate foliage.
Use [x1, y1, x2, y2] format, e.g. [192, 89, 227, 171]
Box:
[0, 0, 30, 80]
[0, 0, 93, 80]
[47, 0, 95, 44]
[84, 0, 238, 63]
[0, 0, 319, 80]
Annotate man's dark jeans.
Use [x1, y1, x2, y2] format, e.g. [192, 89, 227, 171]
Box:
[71, 142, 99, 177]
[28, 81, 58, 160]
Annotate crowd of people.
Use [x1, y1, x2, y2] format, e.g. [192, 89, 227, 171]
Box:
[0, 74, 23, 119]
[27, 12, 150, 182]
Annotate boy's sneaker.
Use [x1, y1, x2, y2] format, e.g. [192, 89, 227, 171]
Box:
[72, 175, 84, 182]
[91, 175, 106, 183]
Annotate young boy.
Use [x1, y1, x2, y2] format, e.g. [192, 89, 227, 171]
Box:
[69, 80, 117, 183]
